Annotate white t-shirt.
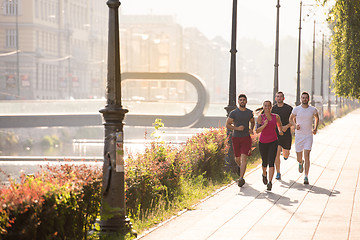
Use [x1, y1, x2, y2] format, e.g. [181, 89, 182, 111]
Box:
[292, 105, 318, 136]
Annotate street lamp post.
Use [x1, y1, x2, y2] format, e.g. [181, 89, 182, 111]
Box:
[12, 0, 20, 98]
[328, 52, 331, 116]
[295, 1, 302, 106]
[273, 0, 280, 103]
[320, 33, 324, 99]
[67, 28, 71, 99]
[99, 0, 133, 236]
[320, 33, 324, 117]
[225, 0, 238, 173]
[311, 20, 316, 106]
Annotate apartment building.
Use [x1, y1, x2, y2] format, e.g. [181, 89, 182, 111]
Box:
[0, 0, 107, 100]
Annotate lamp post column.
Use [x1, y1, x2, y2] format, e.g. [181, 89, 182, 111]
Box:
[15, 0, 20, 98]
[225, 0, 238, 173]
[320, 33, 324, 119]
[311, 20, 316, 106]
[273, 0, 280, 103]
[99, 0, 133, 236]
[328, 51, 331, 116]
[295, 1, 302, 106]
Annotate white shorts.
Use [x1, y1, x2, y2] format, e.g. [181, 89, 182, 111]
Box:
[295, 134, 313, 152]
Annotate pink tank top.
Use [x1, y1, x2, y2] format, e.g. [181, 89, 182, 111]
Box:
[259, 113, 278, 143]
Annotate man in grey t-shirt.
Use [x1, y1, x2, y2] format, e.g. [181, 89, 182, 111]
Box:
[226, 94, 255, 187]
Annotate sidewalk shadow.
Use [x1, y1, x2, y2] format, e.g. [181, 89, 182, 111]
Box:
[237, 183, 298, 207]
[279, 180, 340, 197]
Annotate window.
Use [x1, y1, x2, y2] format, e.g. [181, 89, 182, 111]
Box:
[3, 0, 19, 16]
[5, 62, 16, 88]
[6, 29, 16, 48]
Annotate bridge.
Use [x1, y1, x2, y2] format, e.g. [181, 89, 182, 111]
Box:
[0, 73, 232, 128]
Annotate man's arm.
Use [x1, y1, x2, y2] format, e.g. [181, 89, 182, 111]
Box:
[249, 114, 255, 134]
[226, 117, 244, 131]
[276, 114, 284, 135]
[289, 113, 299, 130]
[226, 117, 235, 130]
[313, 111, 319, 134]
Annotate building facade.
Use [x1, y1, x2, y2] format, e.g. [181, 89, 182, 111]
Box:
[0, 1, 229, 102]
[0, 0, 107, 100]
[119, 15, 230, 103]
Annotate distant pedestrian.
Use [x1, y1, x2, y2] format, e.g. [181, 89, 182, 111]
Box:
[289, 92, 319, 185]
[271, 91, 293, 180]
[226, 94, 255, 187]
[256, 100, 283, 191]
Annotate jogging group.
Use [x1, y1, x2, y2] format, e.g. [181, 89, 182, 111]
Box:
[226, 91, 319, 191]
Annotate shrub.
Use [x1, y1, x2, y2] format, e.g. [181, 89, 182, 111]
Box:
[125, 142, 185, 216]
[41, 135, 61, 148]
[182, 127, 229, 181]
[323, 110, 334, 122]
[125, 127, 230, 219]
[0, 131, 19, 152]
[0, 164, 102, 239]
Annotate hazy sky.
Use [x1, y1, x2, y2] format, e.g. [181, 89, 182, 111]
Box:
[120, 0, 333, 46]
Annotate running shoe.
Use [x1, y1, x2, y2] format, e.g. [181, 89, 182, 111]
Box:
[262, 174, 268, 185]
[275, 172, 281, 180]
[298, 161, 304, 173]
[304, 176, 309, 185]
[238, 178, 245, 187]
[267, 182, 272, 191]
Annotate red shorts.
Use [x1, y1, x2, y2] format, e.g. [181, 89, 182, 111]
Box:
[232, 136, 252, 157]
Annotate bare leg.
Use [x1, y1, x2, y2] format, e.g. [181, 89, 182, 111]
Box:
[269, 167, 275, 182]
[283, 149, 290, 159]
[296, 151, 303, 163]
[304, 150, 311, 176]
[235, 157, 241, 167]
[262, 166, 267, 176]
[239, 154, 248, 179]
[275, 145, 282, 174]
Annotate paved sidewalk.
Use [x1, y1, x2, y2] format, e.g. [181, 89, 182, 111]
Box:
[138, 109, 360, 240]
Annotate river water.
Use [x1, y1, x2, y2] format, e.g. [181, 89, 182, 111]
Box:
[0, 103, 263, 184]
[0, 126, 206, 184]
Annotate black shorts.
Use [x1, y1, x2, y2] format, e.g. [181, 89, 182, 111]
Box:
[277, 130, 292, 150]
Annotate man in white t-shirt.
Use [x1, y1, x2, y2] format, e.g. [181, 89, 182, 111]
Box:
[289, 92, 319, 185]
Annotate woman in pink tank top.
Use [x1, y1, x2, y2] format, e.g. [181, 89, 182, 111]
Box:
[256, 100, 283, 191]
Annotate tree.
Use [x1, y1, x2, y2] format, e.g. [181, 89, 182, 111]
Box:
[328, 0, 360, 99]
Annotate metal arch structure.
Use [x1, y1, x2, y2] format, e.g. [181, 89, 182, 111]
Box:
[122, 72, 209, 127]
[0, 72, 211, 128]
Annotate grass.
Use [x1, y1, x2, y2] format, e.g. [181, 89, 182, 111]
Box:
[128, 150, 262, 239]
[129, 174, 234, 237]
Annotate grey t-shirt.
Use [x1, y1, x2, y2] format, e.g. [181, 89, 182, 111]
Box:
[228, 108, 253, 137]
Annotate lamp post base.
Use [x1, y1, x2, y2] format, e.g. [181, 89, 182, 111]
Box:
[97, 217, 137, 238]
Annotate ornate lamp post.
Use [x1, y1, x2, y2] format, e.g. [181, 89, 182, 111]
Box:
[99, 0, 133, 236]
[15, 1, 20, 98]
[295, 1, 302, 106]
[320, 33, 324, 117]
[225, 0, 238, 173]
[328, 51, 331, 116]
[320, 33, 324, 100]
[311, 20, 316, 106]
[273, 0, 280, 103]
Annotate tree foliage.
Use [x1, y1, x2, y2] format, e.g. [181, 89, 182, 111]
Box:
[328, 0, 360, 99]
